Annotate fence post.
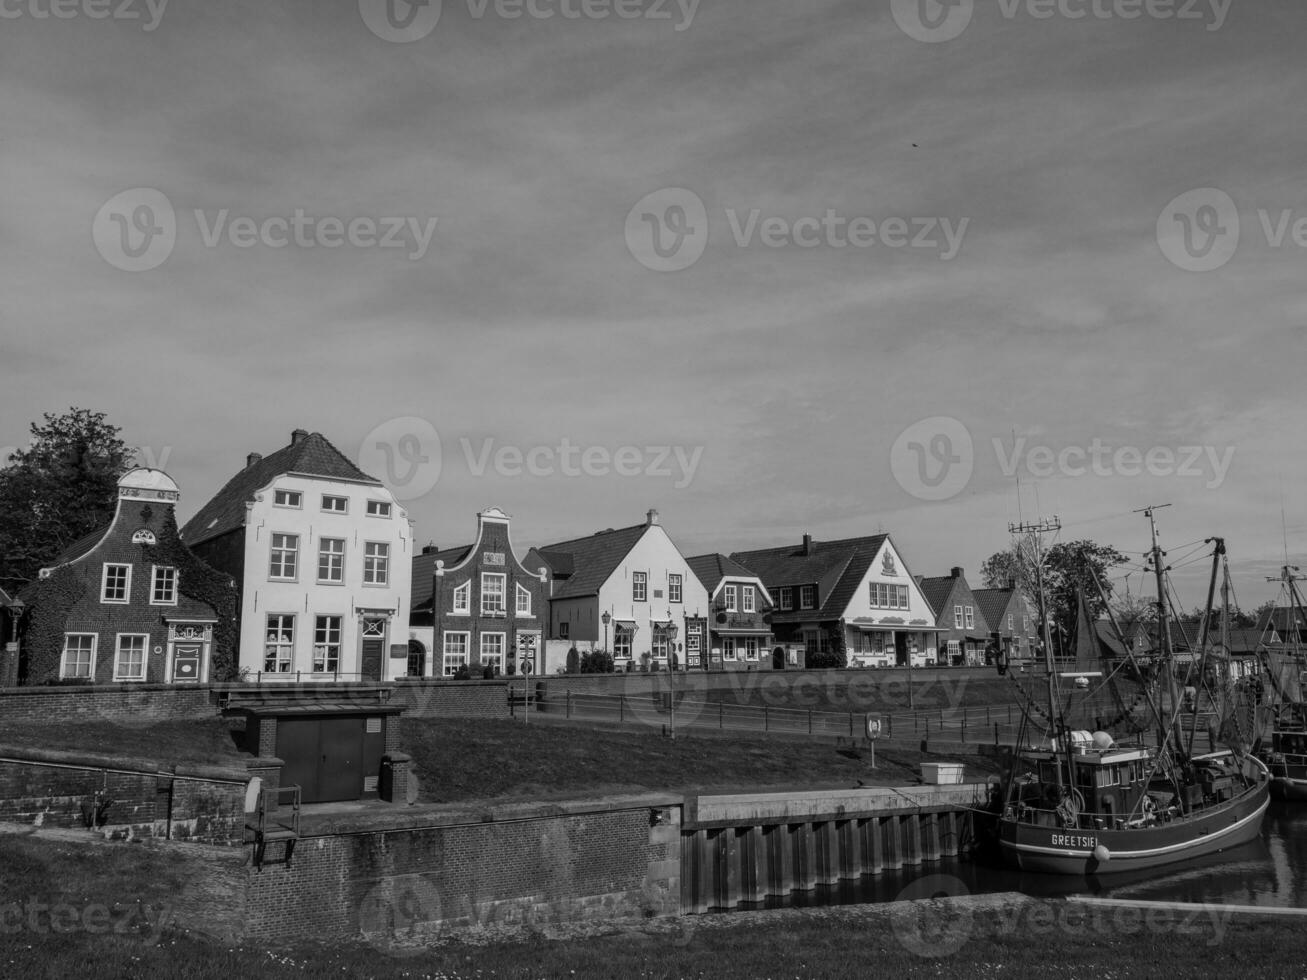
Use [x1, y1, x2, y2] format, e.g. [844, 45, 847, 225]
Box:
[719, 702, 724, 730]
[566, 690, 571, 719]
[849, 712, 854, 737]
[808, 709, 813, 735]
[995, 723, 999, 746]
[888, 715, 892, 739]
[764, 705, 768, 732]
[620, 695, 625, 722]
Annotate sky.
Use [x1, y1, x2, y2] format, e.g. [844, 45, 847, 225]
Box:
[2, 0, 1305, 610]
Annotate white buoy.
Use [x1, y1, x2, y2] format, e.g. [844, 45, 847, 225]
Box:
[1093, 844, 1110, 863]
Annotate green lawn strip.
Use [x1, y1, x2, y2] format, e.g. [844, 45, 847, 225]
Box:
[0, 717, 247, 767]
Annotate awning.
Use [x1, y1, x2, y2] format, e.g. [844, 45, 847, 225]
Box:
[613, 620, 638, 634]
[849, 621, 946, 632]
[713, 627, 773, 636]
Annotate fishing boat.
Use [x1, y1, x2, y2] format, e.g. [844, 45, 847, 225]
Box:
[997, 511, 1270, 876]
[1254, 565, 1307, 801]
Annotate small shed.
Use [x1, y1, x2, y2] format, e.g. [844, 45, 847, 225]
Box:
[244, 702, 404, 804]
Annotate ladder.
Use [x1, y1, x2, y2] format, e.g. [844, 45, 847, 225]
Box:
[245, 782, 301, 871]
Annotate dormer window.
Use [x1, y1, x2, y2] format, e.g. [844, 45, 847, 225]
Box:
[800, 585, 815, 609]
[742, 586, 755, 613]
[779, 587, 793, 610]
[724, 585, 737, 612]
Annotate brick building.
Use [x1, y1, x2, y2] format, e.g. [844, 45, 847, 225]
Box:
[409, 507, 550, 677]
[917, 567, 991, 666]
[685, 553, 776, 670]
[18, 468, 234, 685]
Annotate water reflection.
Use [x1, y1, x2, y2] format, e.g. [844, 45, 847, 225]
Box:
[724, 801, 1307, 913]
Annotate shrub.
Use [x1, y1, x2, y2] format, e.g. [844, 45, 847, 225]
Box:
[579, 650, 614, 674]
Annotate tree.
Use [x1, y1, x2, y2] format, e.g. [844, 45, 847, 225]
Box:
[0, 409, 135, 592]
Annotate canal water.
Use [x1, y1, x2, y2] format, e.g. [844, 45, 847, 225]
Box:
[729, 801, 1307, 912]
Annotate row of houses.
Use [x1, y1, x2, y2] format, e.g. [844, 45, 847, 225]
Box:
[0, 428, 1043, 686]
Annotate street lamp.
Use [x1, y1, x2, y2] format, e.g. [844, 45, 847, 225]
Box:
[666, 622, 680, 738]
[602, 611, 611, 661]
[908, 636, 918, 710]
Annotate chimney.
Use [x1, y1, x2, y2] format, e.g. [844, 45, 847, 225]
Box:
[951, 567, 964, 579]
[246, 452, 262, 468]
[422, 542, 438, 556]
[1007, 576, 1017, 590]
[291, 428, 309, 445]
[802, 533, 813, 556]
[647, 509, 660, 527]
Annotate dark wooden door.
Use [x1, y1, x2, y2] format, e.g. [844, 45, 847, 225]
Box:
[361, 639, 384, 681]
[318, 718, 364, 802]
[277, 718, 321, 803]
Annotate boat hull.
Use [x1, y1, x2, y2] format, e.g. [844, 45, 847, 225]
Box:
[1270, 775, 1307, 801]
[998, 782, 1270, 876]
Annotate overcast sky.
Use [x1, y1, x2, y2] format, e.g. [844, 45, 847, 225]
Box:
[2, 0, 1304, 609]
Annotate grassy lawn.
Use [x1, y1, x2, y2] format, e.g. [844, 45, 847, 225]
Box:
[0, 717, 247, 767]
[402, 717, 1001, 803]
[3, 830, 1304, 980]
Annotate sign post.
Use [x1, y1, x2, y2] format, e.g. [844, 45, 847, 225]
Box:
[866, 716, 882, 769]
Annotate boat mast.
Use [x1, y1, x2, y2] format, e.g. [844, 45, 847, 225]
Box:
[1138, 504, 1180, 754]
[1011, 516, 1064, 787]
[1185, 538, 1225, 759]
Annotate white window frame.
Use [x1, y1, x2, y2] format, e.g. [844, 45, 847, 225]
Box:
[742, 586, 755, 613]
[723, 637, 737, 661]
[669, 573, 682, 604]
[614, 624, 633, 659]
[452, 580, 471, 615]
[965, 606, 975, 629]
[724, 585, 738, 612]
[779, 587, 792, 610]
[101, 563, 131, 604]
[366, 500, 392, 518]
[515, 583, 532, 616]
[954, 605, 963, 629]
[632, 571, 647, 603]
[743, 637, 759, 661]
[800, 585, 815, 610]
[61, 633, 97, 679]
[318, 537, 346, 584]
[321, 494, 348, 514]
[442, 631, 469, 676]
[150, 565, 177, 606]
[363, 541, 389, 586]
[273, 489, 302, 509]
[480, 632, 506, 674]
[559, 621, 570, 640]
[264, 614, 295, 673]
[1008, 614, 1014, 631]
[313, 615, 342, 673]
[269, 533, 299, 581]
[113, 633, 149, 682]
[481, 573, 507, 616]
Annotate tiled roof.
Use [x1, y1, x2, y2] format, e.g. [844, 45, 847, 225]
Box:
[1257, 606, 1307, 635]
[685, 553, 762, 594]
[181, 432, 381, 546]
[410, 545, 474, 612]
[730, 535, 887, 621]
[0, 585, 11, 606]
[532, 523, 650, 600]
[972, 587, 1019, 630]
[917, 576, 959, 620]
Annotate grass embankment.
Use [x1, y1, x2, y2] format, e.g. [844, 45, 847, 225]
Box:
[0, 717, 246, 767]
[401, 717, 1000, 803]
[3, 831, 1305, 980]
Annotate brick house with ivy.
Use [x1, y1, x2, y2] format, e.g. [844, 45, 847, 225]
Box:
[408, 507, 550, 677]
[17, 468, 236, 685]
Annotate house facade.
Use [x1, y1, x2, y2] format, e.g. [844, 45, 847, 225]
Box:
[19, 468, 233, 685]
[731, 534, 940, 668]
[918, 568, 991, 666]
[408, 507, 550, 677]
[972, 586, 1039, 666]
[182, 429, 413, 682]
[528, 510, 709, 671]
[685, 554, 778, 671]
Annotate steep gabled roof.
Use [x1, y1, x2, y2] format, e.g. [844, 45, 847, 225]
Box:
[410, 545, 474, 612]
[46, 523, 114, 570]
[181, 432, 381, 547]
[1257, 606, 1307, 636]
[972, 587, 1022, 630]
[532, 523, 650, 600]
[685, 553, 764, 595]
[730, 535, 888, 621]
[917, 576, 959, 619]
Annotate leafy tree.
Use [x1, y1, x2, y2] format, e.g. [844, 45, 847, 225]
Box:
[0, 409, 135, 592]
[580, 649, 615, 674]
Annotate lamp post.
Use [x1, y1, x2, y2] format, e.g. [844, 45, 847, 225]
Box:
[602, 611, 611, 662]
[908, 636, 918, 710]
[666, 622, 680, 739]
[5, 598, 22, 689]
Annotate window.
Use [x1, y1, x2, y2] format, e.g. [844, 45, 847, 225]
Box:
[779, 587, 793, 610]
[321, 495, 348, 513]
[947, 640, 961, 660]
[1023, 615, 1030, 632]
[743, 637, 759, 661]
[453, 581, 470, 614]
[632, 571, 647, 603]
[686, 629, 701, 655]
[800, 585, 815, 609]
[954, 605, 964, 629]
[669, 574, 682, 604]
[614, 624, 633, 659]
[481, 573, 506, 616]
[480, 633, 505, 674]
[742, 586, 755, 613]
[443, 632, 469, 676]
[363, 542, 389, 586]
[318, 538, 345, 583]
[313, 616, 341, 673]
[803, 629, 829, 654]
[264, 615, 294, 672]
[724, 585, 737, 612]
[269, 534, 298, 580]
[559, 621, 570, 640]
[274, 489, 301, 508]
[723, 637, 737, 661]
[101, 564, 130, 603]
[114, 634, 148, 681]
[516, 583, 532, 616]
[61, 634, 96, 679]
[965, 607, 975, 629]
[1008, 614, 1014, 631]
[870, 583, 910, 609]
[151, 565, 177, 605]
[366, 500, 392, 518]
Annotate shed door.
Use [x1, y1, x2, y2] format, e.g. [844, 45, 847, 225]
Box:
[277, 717, 365, 804]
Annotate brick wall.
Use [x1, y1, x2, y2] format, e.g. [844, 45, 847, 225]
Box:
[0, 683, 217, 722]
[389, 679, 511, 718]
